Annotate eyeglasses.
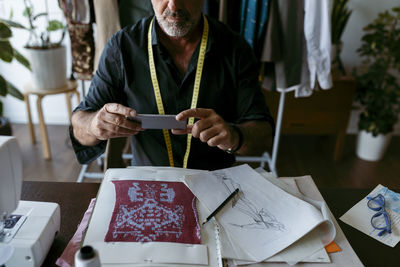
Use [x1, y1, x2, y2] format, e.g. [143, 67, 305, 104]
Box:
[366, 194, 392, 237]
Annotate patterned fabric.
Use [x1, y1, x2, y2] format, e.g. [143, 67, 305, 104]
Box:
[67, 23, 94, 80]
[56, 198, 96, 267]
[60, 0, 95, 80]
[105, 180, 201, 244]
[240, 0, 270, 54]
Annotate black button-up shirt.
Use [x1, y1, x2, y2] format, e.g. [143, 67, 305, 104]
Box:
[70, 15, 274, 170]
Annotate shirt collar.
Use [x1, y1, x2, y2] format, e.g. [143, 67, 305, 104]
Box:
[151, 17, 158, 46]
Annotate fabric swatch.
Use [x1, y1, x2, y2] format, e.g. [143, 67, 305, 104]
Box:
[105, 180, 201, 244]
[56, 198, 97, 267]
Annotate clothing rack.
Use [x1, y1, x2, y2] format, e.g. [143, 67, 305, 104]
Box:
[236, 90, 285, 177]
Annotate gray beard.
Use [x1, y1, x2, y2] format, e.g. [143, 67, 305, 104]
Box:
[156, 17, 193, 37]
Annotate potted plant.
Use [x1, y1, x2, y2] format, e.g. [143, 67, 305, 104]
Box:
[3, 0, 67, 91]
[331, 0, 352, 76]
[0, 20, 30, 135]
[353, 6, 400, 161]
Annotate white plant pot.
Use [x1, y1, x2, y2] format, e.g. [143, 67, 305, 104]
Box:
[356, 130, 392, 162]
[26, 46, 67, 91]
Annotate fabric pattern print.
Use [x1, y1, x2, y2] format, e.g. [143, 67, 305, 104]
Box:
[105, 180, 201, 244]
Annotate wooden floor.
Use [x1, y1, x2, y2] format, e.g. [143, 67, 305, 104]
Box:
[12, 123, 102, 183]
[11, 123, 400, 189]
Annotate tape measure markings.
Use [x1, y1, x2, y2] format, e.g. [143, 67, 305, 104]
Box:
[148, 15, 209, 168]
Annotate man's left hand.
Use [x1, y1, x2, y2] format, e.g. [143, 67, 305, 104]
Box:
[173, 108, 239, 151]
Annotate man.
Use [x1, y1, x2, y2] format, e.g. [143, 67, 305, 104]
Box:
[70, 0, 274, 170]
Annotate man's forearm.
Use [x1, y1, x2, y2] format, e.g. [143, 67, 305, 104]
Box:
[71, 110, 101, 146]
[236, 121, 273, 156]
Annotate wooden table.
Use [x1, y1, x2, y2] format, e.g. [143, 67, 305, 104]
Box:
[24, 80, 80, 160]
[21, 182, 399, 266]
[322, 188, 400, 266]
[22, 182, 99, 266]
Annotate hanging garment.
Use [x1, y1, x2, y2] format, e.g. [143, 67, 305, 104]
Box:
[227, 0, 243, 32]
[260, 0, 281, 63]
[240, 0, 270, 56]
[303, 0, 332, 91]
[118, 0, 154, 28]
[93, 0, 121, 71]
[259, 0, 281, 91]
[219, 0, 228, 23]
[261, 0, 304, 91]
[60, 0, 95, 80]
[292, 0, 333, 97]
[261, 0, 332, 97]
[215, 0, 241, 32]
[203, 0, 219, 19]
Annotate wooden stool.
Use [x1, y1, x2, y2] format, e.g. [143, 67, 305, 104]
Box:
[24, 80, 80, 160]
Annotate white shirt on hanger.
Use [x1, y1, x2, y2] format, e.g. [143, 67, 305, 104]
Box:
[301, 0, 333, 95]
[277, 0, 332, 97]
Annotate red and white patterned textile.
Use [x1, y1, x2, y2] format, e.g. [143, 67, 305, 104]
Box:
[105, 180, 201, 244]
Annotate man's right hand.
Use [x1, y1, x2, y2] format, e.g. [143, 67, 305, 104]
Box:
[72, 103, 144, 146]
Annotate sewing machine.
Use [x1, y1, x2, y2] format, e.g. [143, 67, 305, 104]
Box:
[0, 136, 60, 267]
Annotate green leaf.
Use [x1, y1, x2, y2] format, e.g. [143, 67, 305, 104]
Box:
[6, 81, 24, 101]
[0, 75, 7, 97]
[13, 48, 31, 71]
[0, 41, 13, 62]
[9, 8, 14, 20]
[331, 0, 352, 44]
[0, 75, 24, 102]
[0, 19, 28, 30]
[47, 20, 64, 32]
[23, 7, 32, 18]
[0, 100, 3, 117]
[0, 22, 12, 39]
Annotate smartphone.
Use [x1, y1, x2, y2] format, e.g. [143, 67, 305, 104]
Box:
[127, 114, 187, 129]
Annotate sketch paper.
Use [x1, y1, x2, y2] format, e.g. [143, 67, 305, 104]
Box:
[256, 168, 336, 246]
[256, 169, 331, 264]
[340, 184, 400, 247]
[223, 169, 331, 265]
[83, 167, 220, 266]
[184, 164, 335, 262]
[219, 171, 329, 265]
[234, 228, 326, 265]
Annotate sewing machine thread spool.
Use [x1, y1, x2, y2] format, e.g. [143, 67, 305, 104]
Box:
[74, 245, 100, 267]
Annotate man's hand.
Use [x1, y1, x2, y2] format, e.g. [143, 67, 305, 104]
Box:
[172, 108, 239, 151]
[89, 103, 144, 140]
[72, 103, 144, 146]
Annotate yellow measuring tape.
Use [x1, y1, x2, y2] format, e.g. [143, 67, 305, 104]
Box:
[147, 15, 209, 168]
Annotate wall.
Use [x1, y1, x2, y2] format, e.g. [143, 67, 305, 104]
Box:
[0, 0, 399, 133]
[341, 0, 399, 69]
[0, 0, 89, 125]
[340, 0, 400, 134]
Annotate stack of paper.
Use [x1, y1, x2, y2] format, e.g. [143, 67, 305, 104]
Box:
[184, 164, 336, 265]
[83, 165, 336, 266]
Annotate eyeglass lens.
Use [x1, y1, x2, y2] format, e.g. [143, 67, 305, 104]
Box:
[367, 194, 391, 236]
